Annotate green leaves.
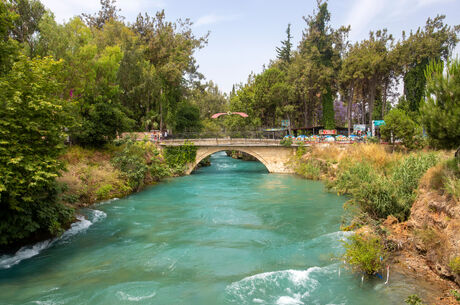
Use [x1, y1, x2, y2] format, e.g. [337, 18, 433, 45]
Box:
[381, 109, 424, 149]
[342, 234, 386, 275]
[164, 141, 197, 170]
[0, 55, 73, 245]
[421, 59, 460, 149]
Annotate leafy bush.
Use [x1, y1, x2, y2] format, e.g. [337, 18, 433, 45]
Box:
[164, 140, 197, 171]
[113, 140, 170, 191]
[381, 109, 424, 149]
[342, 234, 386, 275]
[280, 137, 293, 147]
[405, 294, 425, 305]
[96, 184, 113, 200]
[0, 56, 75, 246]
[113, 143, 148, 191]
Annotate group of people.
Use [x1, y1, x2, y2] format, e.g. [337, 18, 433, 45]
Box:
[150, 130, 168, 142]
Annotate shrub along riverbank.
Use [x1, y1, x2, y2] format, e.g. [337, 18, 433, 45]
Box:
[290, 144, 460, 303]
[58, 139, 199, 208]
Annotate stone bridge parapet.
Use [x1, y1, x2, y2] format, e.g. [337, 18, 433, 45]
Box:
[159, 139, 300, 174]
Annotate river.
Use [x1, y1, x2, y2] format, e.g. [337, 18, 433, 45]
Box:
[0, 152, 428, 304]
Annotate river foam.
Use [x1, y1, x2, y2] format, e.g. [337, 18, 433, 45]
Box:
[225, 266, 333, 304]
[0, 209, 106, 269]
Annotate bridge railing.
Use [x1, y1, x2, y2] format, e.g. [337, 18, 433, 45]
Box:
[165, 130, 280, 140]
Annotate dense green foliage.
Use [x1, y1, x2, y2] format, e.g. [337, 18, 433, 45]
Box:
[0, 55, 74, 246]
[174, 101, 202, 133]
[403, 58, 429, 113]
[421, 59, 460, 149]
[164, 141, 197, 173]
[381, 109, 423, 149]
[112, 140, 169, 191]
[342, 234, 386, 275]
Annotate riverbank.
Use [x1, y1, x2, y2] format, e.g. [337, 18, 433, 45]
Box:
[57, 142, 170, 208]
[290, 143, 460, 304]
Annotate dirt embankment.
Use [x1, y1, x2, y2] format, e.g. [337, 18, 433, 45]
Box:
[384, 186, 459, 304]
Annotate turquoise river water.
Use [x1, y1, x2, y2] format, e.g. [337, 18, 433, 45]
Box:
[0, 152, 429, 304]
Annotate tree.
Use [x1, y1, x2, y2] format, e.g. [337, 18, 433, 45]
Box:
[0, 56, 74, 245]
[82, 0, 122, 29]
[340, 30, 394, 127]
[381, 109, 423, 149]
[298, 0, 347, 129]
[421, 59, 460, 149]
[9, 0, 45, 56]
[132, 11, 208, 131]
[396, 15, 460, 114]
[276, 24, 293, 66]
[174, 101, 202, 133]
[0, 0, 18, 75]
[342, 234, 386, 275]
[403, 57, 429, 113]
[71, 44, 135, 146]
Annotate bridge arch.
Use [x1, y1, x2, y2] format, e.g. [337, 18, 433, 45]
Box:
[187, 147, 272, 174]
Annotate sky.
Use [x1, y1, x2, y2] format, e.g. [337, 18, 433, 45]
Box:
[40, 0, 460, 93]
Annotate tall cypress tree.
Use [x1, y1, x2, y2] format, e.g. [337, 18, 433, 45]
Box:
[300, 0, 337, 129]
[276, 24, 293, 66]
[403, 57, 429, 113]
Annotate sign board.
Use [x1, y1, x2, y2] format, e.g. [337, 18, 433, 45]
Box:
[372, 120, 385, 137]
[281, 120, 290, 127]
[319, 129, 337, 135]
[353, 124, 366, 133]
[264, 128, 287, 132]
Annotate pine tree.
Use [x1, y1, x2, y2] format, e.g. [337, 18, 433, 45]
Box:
[276, 24, 292, 65]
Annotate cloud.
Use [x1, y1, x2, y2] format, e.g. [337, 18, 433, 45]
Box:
[415, 0, 454, 7]
[193, 14, 239, 27]
[344, 0, 385, 39]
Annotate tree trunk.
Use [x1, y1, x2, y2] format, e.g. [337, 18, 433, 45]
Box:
[303, 98, 308, 127]
[159, 89, 163, 132]
[367, 78, 377, 125]
[287, 113, 292, 135]
[382, 80, 388, 118]
[347, 81, 354, 136]
[306, 93, 313, 128]
[146, 95, 150, 131]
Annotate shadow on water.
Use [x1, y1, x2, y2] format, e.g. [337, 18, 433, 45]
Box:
[192, 151, 269, 175]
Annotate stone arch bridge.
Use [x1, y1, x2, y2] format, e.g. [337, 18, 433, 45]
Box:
[159, 139, 299, 174]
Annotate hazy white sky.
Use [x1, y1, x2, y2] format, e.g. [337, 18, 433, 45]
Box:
[41, 0, 460, 93]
